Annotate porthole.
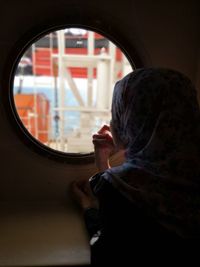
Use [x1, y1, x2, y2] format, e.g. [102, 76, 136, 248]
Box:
[12, 27, 134, 155]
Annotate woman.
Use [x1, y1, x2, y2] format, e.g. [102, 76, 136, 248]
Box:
[72, 68, 200, 265]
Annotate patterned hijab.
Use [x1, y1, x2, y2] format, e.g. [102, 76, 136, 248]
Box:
[101, 68, 200, 237]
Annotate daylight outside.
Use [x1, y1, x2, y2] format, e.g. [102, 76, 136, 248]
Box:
[13, 28, 132, 153]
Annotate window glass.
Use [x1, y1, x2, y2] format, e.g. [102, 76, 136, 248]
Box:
[13, 28, 133, 153]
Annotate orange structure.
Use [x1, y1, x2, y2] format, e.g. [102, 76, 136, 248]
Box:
[32, 32, 123, 78]
[33, 48, 122, 78]
[14, 94, 50, 143]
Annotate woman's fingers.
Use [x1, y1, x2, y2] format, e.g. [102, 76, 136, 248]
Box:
[93, 133, 113, 142]
[97, 124, 110, 134]
[71, 180, 98, 210]
[93, 137, 114, 147]
[72, 180, 93, 196]
[92, 125, 113, 147]
[92, 125, 116, 172]
[93, 138, 113, 146]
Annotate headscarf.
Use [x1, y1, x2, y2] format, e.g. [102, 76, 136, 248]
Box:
[98, 68, 200, 237]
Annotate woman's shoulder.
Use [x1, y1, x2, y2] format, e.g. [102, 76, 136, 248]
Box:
[89, 164, 156, 197]
[107, 163, 158, 189]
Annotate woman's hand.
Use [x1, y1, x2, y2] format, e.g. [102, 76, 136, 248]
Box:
[71, 179, 99, 211]
[92, 125, 117, 172]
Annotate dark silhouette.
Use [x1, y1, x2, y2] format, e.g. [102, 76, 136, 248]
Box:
[72, 68, 200, 265]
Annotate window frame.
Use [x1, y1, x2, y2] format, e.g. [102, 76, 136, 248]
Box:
[2, 22, 144, 164]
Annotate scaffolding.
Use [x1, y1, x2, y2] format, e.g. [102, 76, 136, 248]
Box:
[50, 30, 117, 152]
[31, 33, 54, 141]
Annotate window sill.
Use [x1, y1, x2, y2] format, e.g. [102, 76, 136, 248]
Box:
[0, 201, 90, 266]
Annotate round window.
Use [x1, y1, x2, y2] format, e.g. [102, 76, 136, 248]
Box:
[13, 28, 133, 153]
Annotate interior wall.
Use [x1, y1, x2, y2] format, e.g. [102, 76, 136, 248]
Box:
[1, 2, 199, 265]
[0, 0, 199, 201]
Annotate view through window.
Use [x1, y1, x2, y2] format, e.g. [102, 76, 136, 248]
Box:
[13, 28, 133, 153]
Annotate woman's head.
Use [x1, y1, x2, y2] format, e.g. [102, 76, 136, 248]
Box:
[111, 68, 200, 167]
[106, 68, 200, 238]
